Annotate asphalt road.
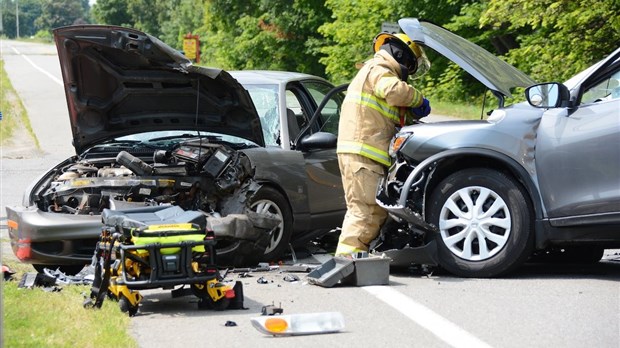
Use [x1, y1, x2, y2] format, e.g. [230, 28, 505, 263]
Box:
[1, 39, 619, 348]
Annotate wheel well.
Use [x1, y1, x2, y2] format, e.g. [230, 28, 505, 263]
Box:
[254, 181, 295, 220]
[424, 155, 540, 220]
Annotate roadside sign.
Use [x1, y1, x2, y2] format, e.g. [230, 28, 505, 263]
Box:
[183, 33, 200, 63]
[381, 22, 401, 34]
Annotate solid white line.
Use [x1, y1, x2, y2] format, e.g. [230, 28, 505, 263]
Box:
[364, 286, 494, 348]
[10, 46, 63, 86]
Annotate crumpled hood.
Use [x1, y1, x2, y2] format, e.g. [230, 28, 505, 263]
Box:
[53, 25, 264, 154]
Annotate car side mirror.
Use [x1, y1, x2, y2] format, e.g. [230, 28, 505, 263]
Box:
[525, 82, 571, 108]
[297, 132, 337, 151]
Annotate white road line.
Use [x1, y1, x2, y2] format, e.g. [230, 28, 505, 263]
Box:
[10, 46, 63, 86]
[364, 286, 494, 348]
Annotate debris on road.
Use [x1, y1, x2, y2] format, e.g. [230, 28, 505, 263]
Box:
[261, 302, 283, 316]
[251, 312, 345, 336]
[2, 264, 16, 281]
[17, 272, 57, 290]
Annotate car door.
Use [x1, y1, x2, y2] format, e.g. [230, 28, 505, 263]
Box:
[536, 61, 620, 225]
[287, 80, 346, 228]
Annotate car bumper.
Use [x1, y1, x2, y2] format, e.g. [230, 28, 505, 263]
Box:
[6, 205, 101, 265]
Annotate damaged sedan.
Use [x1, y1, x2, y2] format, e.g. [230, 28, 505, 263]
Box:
[6, 25, 347, 273]
[376, 19, 620, 277]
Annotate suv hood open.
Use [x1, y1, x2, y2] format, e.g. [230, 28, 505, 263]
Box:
[54, 25, 264, 154]
[400, 19, 536, 98]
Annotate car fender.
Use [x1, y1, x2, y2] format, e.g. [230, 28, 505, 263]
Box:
[399, 148, 544, 222]
[240, 147, 311, 232]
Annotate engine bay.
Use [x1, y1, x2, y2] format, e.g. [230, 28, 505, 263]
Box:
[35, 139, 255, 216]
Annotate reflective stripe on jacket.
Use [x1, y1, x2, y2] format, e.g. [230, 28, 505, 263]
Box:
[337, 50, 423, 166]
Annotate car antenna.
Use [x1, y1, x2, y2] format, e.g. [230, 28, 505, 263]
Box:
[195, 78, 204, 155]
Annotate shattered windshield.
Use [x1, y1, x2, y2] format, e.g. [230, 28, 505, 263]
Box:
[244, 84, 280, 146]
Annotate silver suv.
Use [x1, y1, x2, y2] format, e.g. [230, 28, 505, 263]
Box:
[376, 19, 620, 277]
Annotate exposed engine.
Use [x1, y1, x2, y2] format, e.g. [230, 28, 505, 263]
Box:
[36, 140, 255, 216]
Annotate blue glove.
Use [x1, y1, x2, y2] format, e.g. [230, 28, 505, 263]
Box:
[411, 98, 431, 118]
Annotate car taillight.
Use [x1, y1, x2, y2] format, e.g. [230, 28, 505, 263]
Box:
[16, 238, 32, 260]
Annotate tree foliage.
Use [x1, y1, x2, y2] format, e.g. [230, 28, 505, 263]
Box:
[0, 0, 43, 38]
[200, 0, 331, 76]
[480, 0, 620, 83]
[35, 0, 89, 30]
[4, 0, 618, 103]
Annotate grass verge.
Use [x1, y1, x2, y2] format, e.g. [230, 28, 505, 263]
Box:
[431, 100, 488, 120]
[0, 59, 39, 147]
[2, 266, 138, 348]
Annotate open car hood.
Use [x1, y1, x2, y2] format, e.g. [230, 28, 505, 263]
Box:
[399, 18, 536, 98]
[53, 25, 264, 153]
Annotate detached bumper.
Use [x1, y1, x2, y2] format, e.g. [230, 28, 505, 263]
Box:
[6, 205, 101, 264]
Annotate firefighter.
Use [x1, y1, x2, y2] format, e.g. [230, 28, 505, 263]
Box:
[335, 32, 431, 257]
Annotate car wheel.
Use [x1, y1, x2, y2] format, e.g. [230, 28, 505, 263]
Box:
[33, 264, 85, 276]
[249, 186, 293, 262]
[428, 168, 533, 277]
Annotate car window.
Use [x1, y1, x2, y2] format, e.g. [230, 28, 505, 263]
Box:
[582, 69, 620, 104]
[243, 84, 280, 146]
[301, 81, 343, 136]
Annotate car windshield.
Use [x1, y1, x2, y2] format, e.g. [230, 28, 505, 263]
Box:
[243, 84, 280, 146]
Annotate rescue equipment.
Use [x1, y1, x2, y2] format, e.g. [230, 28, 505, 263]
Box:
[84, 206, 244, 316]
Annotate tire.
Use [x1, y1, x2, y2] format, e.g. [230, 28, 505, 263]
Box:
[119, 296, 139, 316]
[428, 168, 533, 277]
[33, 264, 84, 276]
[249, 187, 293, 262]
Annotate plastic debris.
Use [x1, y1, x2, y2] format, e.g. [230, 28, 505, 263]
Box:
[2, 265, 16, 281]
[256, 276, 270, 284]
[17, 272, 57, 289]
[43, 266, 94, 285]
[251, 312, 345, 336]
[283, 274, 299, 282]
[261, 303, 283, 316]
[224, 321, 238, 327]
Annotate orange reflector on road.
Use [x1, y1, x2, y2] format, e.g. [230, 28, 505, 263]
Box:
[264, 318, 288, 333]
[251, 312, 345, 336]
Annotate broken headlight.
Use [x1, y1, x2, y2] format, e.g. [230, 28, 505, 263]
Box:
[389, 132, 412, 157]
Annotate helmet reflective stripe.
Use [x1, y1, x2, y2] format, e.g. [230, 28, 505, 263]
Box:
[375, 75, 401, 99]
[345, 91, 400, 123]
[335, 243, 366, 256]
[337, 141, 391, 166]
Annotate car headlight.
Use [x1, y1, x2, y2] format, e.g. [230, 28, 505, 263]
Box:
[389, 132, 412, 157]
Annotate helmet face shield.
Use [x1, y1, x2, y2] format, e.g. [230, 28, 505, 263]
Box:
[373, 32, 431, 79]
[410, 45, 430, 79]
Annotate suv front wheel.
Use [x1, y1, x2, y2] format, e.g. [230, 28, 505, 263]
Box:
[428, 168, 534, 277]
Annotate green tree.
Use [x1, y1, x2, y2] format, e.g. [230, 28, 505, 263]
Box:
[35, 0, 89, 31]
[481, 0, 620, 83]
[0, 0, 43, 38]
[318, 0, 472, 84]
[91, 0, 132, 27]
[158, 0, 204, 50]
[201, 0, 331, 76]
